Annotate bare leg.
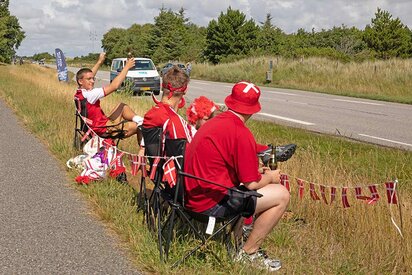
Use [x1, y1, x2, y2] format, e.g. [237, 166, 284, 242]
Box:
[107, 103, 137, 121]
[242, 184, 290, 254]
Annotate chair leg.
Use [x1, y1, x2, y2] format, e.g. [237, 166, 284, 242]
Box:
[73, 130, 81, 150]
[172, 215, 240, 268]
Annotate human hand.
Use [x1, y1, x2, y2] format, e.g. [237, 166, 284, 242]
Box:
[264, 169, 281, 184]
[125, 57, 135, 70]
[258, 166, 270, 174]
[98, 52, 106, 63]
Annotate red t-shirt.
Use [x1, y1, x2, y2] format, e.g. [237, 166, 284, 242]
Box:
[74, 88, 109, 135]
[184, 111, 262, 212]
[143, 102, 195, 141]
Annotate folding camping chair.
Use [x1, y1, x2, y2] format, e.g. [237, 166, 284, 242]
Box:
[137, 126, 164, 230]
[73, 97, 126, 150]
[145, 137, 263, 266]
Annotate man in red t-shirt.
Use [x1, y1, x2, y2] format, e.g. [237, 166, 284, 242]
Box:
[75, 53, 143, 143]
[184, 81, 290, 272]
[142, 65, 195, 142]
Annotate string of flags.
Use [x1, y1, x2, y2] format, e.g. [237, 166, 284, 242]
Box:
[279, 175, 398, 208]
[71, 113, 399, 208]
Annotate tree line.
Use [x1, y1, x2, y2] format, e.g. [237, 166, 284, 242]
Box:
[1, 3, 411, 65]
[101, 7, 412, 64]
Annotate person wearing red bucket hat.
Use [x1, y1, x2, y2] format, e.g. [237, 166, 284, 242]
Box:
[184, 81, 290, 272]
[225, 81, 262, 114]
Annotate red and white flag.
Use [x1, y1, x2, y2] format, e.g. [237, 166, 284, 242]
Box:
[162, 158, 177, 188]
[385, 181, 398, 204]
[320, 185, 328, 204]
[355, 186, 371, 201]
[129, 155, 139, 176]
[309, 183, 320, 201]
[81, 129, 93, 142]
[330, 187, 336, 204]
[149, 157, 161, 180]
[280, 174, 290, 192]
[297, 178, 305, 200]
[341, 187, 350, 208]
[367, 185, 380, 204]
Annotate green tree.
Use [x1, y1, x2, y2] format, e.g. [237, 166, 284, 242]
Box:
[363, 8, 412, 59]
[32, 52, 54, 61]
[204, 7, 259, 64]
[255, 13, 285, 55]
[101, 28, 129, 61]
[0, 0, 25, 63]
[149, 7, 187, 63]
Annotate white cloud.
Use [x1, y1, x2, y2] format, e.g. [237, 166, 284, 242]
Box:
[8, 0, 412, 57]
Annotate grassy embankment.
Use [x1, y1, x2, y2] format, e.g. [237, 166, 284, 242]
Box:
[192, 56, 412, 104]
[0, 63, 411, 274]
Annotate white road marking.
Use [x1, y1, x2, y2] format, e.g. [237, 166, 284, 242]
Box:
[258, 113, 315, 126]
[263, 90, 297, 96]
[358, 134, 412, 147]
[333, 99, 383, 106]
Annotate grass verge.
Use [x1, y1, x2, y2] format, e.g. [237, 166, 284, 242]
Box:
[0, 64, 411, 274]
[192, 56, 412, 104]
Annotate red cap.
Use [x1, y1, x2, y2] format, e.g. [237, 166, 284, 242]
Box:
[224, 81, 261, 114]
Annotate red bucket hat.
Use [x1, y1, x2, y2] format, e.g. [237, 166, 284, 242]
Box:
[224, 81, 261, 114]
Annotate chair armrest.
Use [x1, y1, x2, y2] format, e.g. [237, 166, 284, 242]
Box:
[178, 171, 263, 198]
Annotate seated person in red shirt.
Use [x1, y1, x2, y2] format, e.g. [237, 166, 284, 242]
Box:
[184, 81, 290, 272]
[74, 53, 143, 144]
[186, 96, 296, 162]
[142, 65, 195, 141]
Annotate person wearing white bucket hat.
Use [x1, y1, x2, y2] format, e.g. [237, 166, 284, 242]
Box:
[184, 81, 290, 272]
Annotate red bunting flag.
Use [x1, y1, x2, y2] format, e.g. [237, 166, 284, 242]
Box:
[110, 151, 124, 169]
[297, 178, 305, 200]
[162, 158, 177, 188]
[355, 186, 371, 201]
[385, 181, 398, 204]
[341, 187, 350, 208]
[330, 187, 336, 204]
[309, 182, 320, 201]
[149, 157, 161, 180]
[81, 128, 93, 142]
[320, 185, 328, 204]
[129, 155, 139, 176]
[367, 185, 380, 204]
[280, 174, 290, 192]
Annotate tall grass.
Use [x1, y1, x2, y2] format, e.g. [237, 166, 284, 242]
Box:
[193, 56, 412, 104]
[0, 64, 411, 274]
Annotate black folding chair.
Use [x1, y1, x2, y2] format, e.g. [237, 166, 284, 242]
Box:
[155, 138, 263, 266]
[73, 97, 126, 150]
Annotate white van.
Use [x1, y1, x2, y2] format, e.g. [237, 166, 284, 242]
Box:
[110, 57, 160, 96]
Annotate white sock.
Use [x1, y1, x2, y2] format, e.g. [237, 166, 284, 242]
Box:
[132, 115, 144, 126]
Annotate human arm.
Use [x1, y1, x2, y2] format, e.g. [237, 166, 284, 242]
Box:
[103, 57, 135, 96]
[243, 169, 281, 190]
[91, 52, 106, 76]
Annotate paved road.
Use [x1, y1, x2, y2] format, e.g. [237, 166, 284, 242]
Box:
[0, 99, 140, 274]
[67, 66, 412, 150]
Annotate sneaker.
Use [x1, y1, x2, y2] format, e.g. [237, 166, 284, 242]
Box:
[258, 144, 297, 165]
[236, 249, 282, 272]
[116, 172, 128, 184]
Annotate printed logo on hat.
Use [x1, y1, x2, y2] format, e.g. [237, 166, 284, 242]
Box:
[237, 81, 260, 94]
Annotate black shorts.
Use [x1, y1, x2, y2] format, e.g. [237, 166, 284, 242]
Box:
[201, 185, 257, 218]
